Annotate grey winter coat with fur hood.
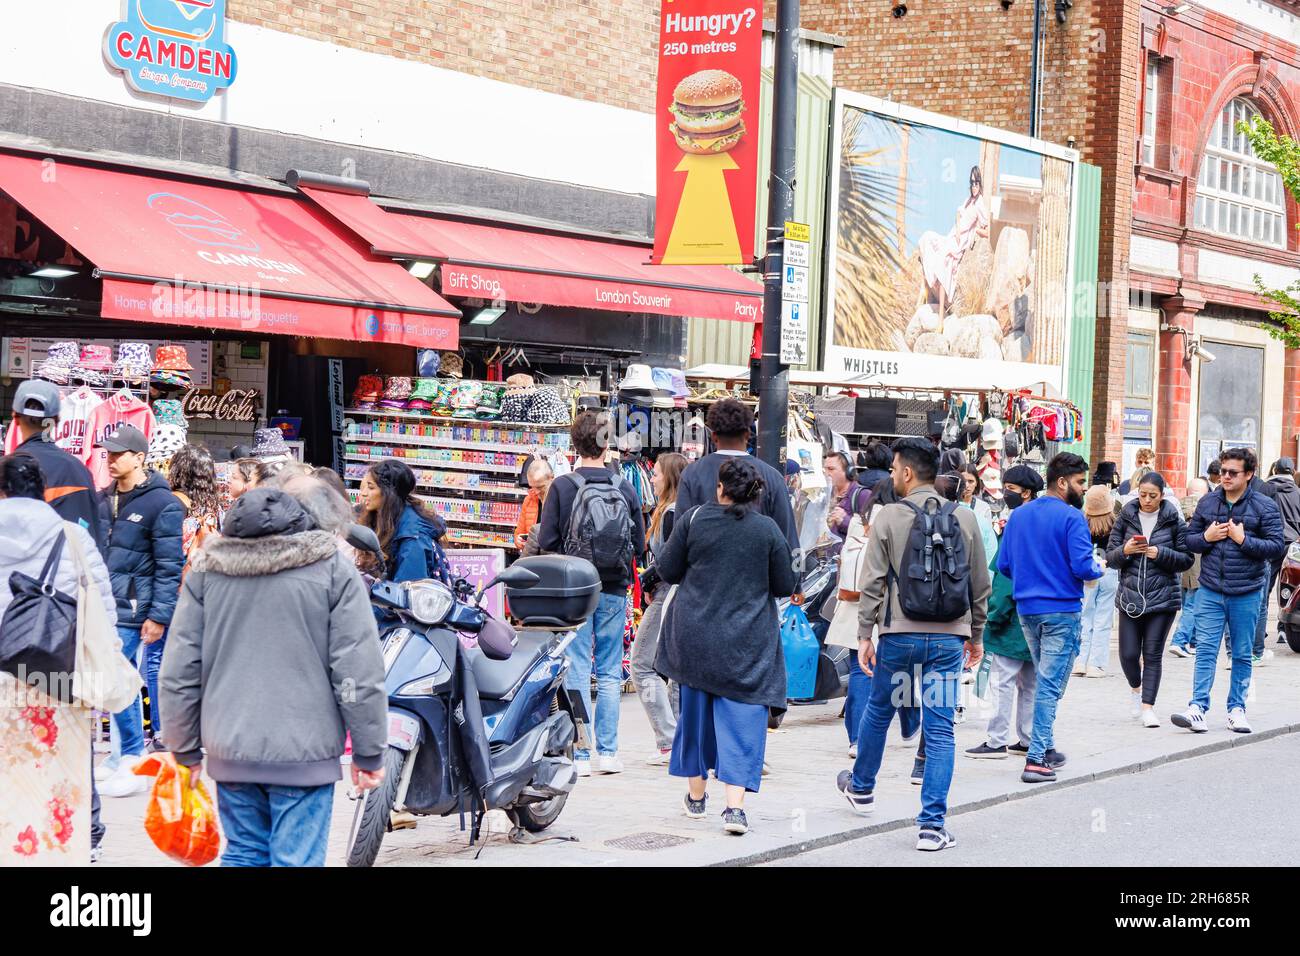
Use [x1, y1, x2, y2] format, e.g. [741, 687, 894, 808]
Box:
[159, 489, 386, 785]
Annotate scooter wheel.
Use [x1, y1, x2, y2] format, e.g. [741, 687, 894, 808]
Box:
[1285, 625, 1300, 655]
[345, 746, 406, 868]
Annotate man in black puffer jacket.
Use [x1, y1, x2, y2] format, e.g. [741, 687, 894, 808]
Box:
[95, 424, 185, 798]
[1177, 447, 1285, 736]
[1105, 473, 1193, 724]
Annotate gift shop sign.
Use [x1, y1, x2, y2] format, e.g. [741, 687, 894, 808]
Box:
[105, 1, 239, 103]
[650, 0, 762, 266]
[181, 387, 260, 422]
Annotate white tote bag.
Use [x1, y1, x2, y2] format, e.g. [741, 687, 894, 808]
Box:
[64, 524, 142, 713]
[825, 514, 868, 650]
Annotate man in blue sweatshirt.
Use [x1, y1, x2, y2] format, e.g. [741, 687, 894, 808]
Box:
[997, 452, 1103, 784]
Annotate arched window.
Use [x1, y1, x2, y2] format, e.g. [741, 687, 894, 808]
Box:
[1194, 98, 1286, 248]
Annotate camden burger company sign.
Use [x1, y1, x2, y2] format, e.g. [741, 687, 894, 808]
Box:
[105, 0, 238, 104]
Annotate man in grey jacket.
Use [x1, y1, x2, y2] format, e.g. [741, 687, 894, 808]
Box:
[160, 487, 387, 867]
[836, 437, 990, 853]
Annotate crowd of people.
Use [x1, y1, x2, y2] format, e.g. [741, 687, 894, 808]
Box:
[4, 374, 1297, 863]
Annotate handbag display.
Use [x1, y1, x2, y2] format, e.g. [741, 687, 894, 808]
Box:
[0, 530, 78, 701]
[64, 524, 143, 713]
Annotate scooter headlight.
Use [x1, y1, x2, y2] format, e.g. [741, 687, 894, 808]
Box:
[405, 581, 455, 625]
[1288, 543, 1300, 563]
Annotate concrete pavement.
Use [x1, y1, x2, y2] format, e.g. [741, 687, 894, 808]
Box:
[97, 637, 1300, 867]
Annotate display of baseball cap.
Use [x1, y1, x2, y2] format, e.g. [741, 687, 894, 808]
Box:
[99, 424, 149, 454]
[13, 379, 62, 419]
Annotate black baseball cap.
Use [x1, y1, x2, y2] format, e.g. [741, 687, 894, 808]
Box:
[99, 424, 149, 454]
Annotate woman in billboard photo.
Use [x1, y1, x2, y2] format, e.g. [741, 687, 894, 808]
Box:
[915, 165, 990, 328]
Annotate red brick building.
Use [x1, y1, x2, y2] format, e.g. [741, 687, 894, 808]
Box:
[803, 0, 1300, 489]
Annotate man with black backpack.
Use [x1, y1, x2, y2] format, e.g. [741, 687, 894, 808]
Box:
[537, 410, 645, 777]
[835, 437, 989, 853]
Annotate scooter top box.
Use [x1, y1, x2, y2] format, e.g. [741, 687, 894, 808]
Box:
[507, 555, 601, 628]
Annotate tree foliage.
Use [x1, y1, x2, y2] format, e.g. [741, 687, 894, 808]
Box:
[1239, 115, 1300, 349]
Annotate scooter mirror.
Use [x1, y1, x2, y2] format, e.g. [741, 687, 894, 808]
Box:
[346, 524, 382, 555]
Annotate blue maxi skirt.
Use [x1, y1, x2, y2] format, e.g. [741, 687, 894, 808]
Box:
[668, 684, 769, 793]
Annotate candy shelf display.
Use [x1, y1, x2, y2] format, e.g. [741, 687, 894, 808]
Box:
[344, 413, 572, 551]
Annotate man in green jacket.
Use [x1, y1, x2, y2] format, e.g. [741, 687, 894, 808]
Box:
[966, 465, 1043, 759]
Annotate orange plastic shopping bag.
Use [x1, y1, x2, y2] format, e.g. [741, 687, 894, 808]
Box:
[133, 752, 221, 866]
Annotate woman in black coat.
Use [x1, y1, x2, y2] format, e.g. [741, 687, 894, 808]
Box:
[655, 457, 796, 836]
[1105, 472, 1194, 726]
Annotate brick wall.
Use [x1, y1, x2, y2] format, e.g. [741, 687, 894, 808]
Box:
[228, 0, 660, 113]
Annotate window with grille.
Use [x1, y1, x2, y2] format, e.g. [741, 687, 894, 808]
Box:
[1142, 57, 1159, 167]
[1193, 98, 1287, 248]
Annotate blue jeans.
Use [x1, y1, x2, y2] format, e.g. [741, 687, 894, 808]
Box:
[1191, 587, 1260, 714]
[1078, 568, 1118, 670]
[852, 633, 964, 830]
[1253, 563, 1280, 657]
[143, 629, 168, 737]
[217, 782, 334, 867]
[1018, 612, 1082, 764]
[109, 626, 145, 764]
[565, 591, 627, 759]
[1171, 587, 1199, 649]
[845, 662, 870, 743]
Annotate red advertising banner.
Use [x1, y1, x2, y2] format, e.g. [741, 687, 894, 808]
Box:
[651, 0, 763, 266]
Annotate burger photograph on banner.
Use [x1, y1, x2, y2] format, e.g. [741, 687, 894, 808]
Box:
[651, 1, 762, 266]
[824, 91, 1081, 391]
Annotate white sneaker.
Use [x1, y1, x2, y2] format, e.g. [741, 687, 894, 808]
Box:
[594, 754, 624, 774]
[1262, 648, 1275, 662]
[645, 749, 672, 766]
[1129, 693, 1141, 719]
[1085, 666, 1105, 678]
[98, 762, 149, 798]
[1071, 661, 1086, 676]
[848, 743, 857, 758]
[1168, 644, 1191, 659]
[1227, 708, 1252, 734]
[575, 757, 592, 777]
[1140, 709, 1160, 728]
[93, 760, 119, 783]
[1170, 704, 1208, 734]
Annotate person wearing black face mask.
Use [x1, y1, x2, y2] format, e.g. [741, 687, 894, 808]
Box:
[997, 465, 1043, 530]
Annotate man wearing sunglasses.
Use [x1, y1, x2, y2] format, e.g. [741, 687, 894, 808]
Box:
[1177, 447, 1286, 734]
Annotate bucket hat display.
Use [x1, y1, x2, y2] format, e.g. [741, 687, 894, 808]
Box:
[453, 380, 482, 416]
[438, 352, 464, 379]
[525, 386, 571, 425]
[146, 423, 189, 467]
[352, 374, 384, 408]
[151, 399, 186, 429]
[501, 374, 537, 422]
[153, 345, 194, 372]
[476, 382, 504, 419]
[35, 341, 80, 384]
[409, 377, 440, 402]
[618, 364, 667, 396]
[151, 368, 193, 390]
[77, 345, 113, 372]
[503, 373, 537, 397]
[405, 398, 433, 413]
[251, 427, 291, 461]
[432, 380, 456, 417]
[113, 342, 153, 380]
[383, 376, 413, 401]
[980, 418, 1004, 449]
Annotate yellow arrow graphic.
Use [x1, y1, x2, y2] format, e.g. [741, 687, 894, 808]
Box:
[661, 151, 742, 265]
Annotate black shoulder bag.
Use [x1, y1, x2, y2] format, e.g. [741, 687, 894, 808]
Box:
[1, 530, 79, 701]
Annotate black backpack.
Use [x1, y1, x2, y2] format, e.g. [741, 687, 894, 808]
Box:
[563, 473, 635, 574]
[886, 498, 972, 623]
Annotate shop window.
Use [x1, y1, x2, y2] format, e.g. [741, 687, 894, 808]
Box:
[1197, 340, 1263, 476]
[1193, 98, 1287, 248]
[1140, 53, 1172, 169]
[1125, 332, 1154, 402]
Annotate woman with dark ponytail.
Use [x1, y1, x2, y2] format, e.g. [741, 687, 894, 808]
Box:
[654, 457, 797, 836]
[356, 459, 451, 585]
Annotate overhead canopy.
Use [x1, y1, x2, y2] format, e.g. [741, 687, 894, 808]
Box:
[297, 186, 764, 324]
[0, 152, 461, 349]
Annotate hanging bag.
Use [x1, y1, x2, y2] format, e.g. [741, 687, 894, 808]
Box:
[64, 523, 143, 713]
[0, 530, 78, 701]
[826, 513, 869, 650]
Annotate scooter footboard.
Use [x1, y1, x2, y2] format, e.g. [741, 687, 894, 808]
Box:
[484, 710, 575, 810]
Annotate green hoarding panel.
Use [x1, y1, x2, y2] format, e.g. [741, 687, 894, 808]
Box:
[1067, 162, 1101, 458]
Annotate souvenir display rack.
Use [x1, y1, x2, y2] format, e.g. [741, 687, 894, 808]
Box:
[343, 409, 572, 550]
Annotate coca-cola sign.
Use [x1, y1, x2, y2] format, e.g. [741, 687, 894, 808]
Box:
[182, 387, 260, 422]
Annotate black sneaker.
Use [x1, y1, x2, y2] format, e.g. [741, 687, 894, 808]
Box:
[1007, 741, 1030, 756]
[1044, 748, 1067, 769]
[683, 792, 707, 820]
[964, 742, 1008, 759]
[1021, 760, 1057, 784]
[910, 757, 926, 786]
[722, 807, 749, 835]
[836, 770, 875, 815]
[916, 827, 956, 851]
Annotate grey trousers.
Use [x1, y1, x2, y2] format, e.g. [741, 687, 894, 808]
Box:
[986, 653, 1036, 748]
[631, 590, 679, 751]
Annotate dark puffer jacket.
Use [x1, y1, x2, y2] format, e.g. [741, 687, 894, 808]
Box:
[99, 471, 185, 627]
[1186, 483, 1287, 595]
[1106, 499, 1194, 616]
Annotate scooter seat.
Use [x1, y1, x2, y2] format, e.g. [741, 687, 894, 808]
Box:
[469, 629, 552, 700]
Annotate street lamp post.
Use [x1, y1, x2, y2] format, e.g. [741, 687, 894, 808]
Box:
[754, 0, 799, 468]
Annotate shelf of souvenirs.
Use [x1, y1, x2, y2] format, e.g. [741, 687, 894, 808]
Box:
[345, 420, 571, 456]
[345, 446, 528, 476]
[345, 407, 570, 429]
[343, 488, 521, 530]
[343, 465, 526, 498]
[444, 527, 516, 549]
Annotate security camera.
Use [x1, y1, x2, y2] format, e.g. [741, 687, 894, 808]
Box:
[892, 3, 907, 17]
[1194, 343, 1216, 363]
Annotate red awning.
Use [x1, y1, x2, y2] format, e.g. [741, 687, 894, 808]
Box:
[297, 187, 763, 324]
[0, 153, 460, 349]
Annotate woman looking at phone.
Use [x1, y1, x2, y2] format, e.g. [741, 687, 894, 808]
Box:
[1106, 473, 1194, 726]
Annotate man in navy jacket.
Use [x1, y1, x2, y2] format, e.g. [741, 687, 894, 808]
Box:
[94, 424, 185, 797]
[1175, 447, 1285, 735]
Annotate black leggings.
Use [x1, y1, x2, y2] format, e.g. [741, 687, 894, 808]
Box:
[1118, 612, 1176, 705]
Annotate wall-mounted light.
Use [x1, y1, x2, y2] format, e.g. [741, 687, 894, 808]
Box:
[28, 266, 78, 279]
[1163, 3, 1191, 15]
[468, 305, 506, 326]
[892, 3, 907, 17]
[405, 260, 435, 280]
[1055, 0, 1073, 24]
